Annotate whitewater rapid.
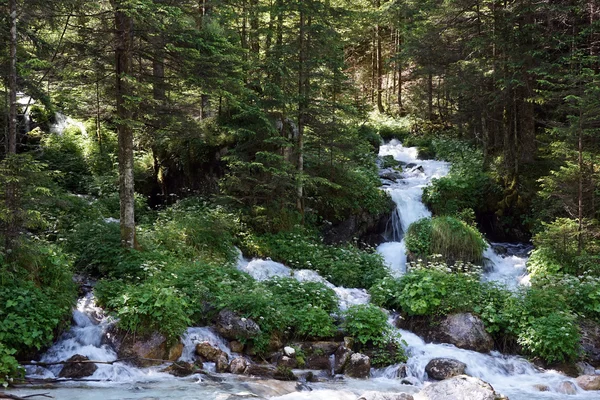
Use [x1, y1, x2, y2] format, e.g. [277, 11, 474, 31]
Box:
[13, 139, 596, 400]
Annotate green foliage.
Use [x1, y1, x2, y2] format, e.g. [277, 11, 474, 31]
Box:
[405, 217, 486, 264]
[423, 139, 500, 218]
[529, 218, 600, 277]
[371, 261, 482, 316]
[369, 114, 411, 142]
[244, 229, 389, 288]
[96, 281, 190, 342]
[39, 128, 91, 193]
[343, 304, 391, 346]
[0, 343, 22, 388]
[150, 199, 239, 263]
[518, 312, 580, 363]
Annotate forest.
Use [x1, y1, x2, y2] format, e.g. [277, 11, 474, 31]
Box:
[2, 0, 600, 398]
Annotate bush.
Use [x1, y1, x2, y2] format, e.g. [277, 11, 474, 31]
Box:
[0, 344, 22, 387]
[343, 304, 391, 346]
[422, 138, 500, 218]
[150, 198, 239, 263]
[96, 281, 190, 342]
[405, 216, 486, 264]
[518, 312, 580, 363]
[245, 229, 389, 288]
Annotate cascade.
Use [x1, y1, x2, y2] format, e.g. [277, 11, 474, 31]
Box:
[50, 112, 88, 136]
[15, 140, 596, 400]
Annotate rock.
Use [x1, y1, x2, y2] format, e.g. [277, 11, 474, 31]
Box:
[230, 340, 244, 353]
[161, 361, 198, 377]
[216, 354, 229, 373]
[577, 374, 600, 390]
[406, 163, 417, 169]
[58, 354, 97, 378]
[344, 337, 355, 349]
[532, 384, 549, 392]
[323, 197, 394, 246]
[345, 353, 370, 379]
[229, 357, 249, 374]
[195, 342, 229, 363]
[274, 366, 298, 381]
[557, 380, 578, 395]
[380, 171, 402, 182]
[334, 346, 353, 374]
[425, 358, 467, 380]
[306, 354, 331, 370]
[357, 392, 414, 400]
[105, 328, 183, 367]
[580, 319, 600, 367]
[576, 361, 596, 376]
[311, 341, 340, 356]
[215, 309, 260, 340]
[269, 332, 284, 352]
[245, 364, 276, 378]
[419, 375, 500, 400]
[277, 356, 298, 369]
[430, 313, 494, 353]
[284, 346, 296, 357]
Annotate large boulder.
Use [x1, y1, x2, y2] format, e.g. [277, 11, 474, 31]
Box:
[580, 319, 600, 367]
[345, 353, 371, 379]
[334, 346, 353, 374]
[419, 375, 501, 400]
[357, 392, 414, 400]
[577, 375, 600, 391]
[245, 364, 277, 378]
[229, 357, 249, 374]
[556, 380, 578, 395]
[323, 198, 394, 246]
[106, 328, 183, 367]
[429, 314, 494, 353]
[305, 354, 332, 370]
[425, 358, 467, 380]
[576, 361, 596, 376]
[161, 361, 199, 377]
[215, 310, 261, 340]
[58, 354, 97, 378]
[311, 341, 340, 356]
[195, 342, 228, 363]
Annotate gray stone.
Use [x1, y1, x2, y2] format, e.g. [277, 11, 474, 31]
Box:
[230, 340, 244, 353]
[431, 313, 494, 353]
[58, 354, 97, 379]
[305, 354, 331, 370]
[346, 353, 370, 379]
[106, 327, 183, 367]
[245, 364, 277, 378]
[216, 354, 229, 373]
[334, 346, 353, 374]
[215, 309, 261, 340]
[284, 346, 296, 357]
[577, 375, 600, 391]
[277, 355, 298, 369]
[419, 375, 499, 400]
[311, 341, 340, 356]
[557, 380, 578, 395]
[356, 392, 414, 400]
[229, 357, 249, 374]
[195, 342, 228, 363]
[161, 361, 198, 377]
[425, 358, 467, 380]
[576, 361, 596, 376]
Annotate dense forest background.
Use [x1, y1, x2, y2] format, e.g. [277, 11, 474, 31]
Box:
[2, 0, 600, 385]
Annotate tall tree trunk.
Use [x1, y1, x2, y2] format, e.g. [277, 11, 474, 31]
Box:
[297, 5, 310, 219]
[427, 72, 433, 120]
[8, 0, 17, 154]
[578, 106, 584, 254]
[112, 0, 136, 248]
[375, 0, 384, 113]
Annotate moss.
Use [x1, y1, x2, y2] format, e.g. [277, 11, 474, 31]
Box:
[405, 216, 486, 264]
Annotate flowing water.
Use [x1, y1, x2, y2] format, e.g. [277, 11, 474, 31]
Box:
[12, 140, 598, 399]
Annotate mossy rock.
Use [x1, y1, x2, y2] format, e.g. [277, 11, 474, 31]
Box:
[405, 216, 486, 264]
